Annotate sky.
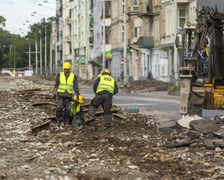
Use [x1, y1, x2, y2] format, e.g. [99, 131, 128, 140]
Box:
[0, 0, 56, 36]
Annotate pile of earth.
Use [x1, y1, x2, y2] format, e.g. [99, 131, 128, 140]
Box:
[125, 79, 174, 93]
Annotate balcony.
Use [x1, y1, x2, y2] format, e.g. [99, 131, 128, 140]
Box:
[137, 36, 154, 49]
[177, 0, 190, 2]
[161, 0, 171, 3]
[139, 3, 161, 17]
[162, 0, 189, 4]
[127, 6, 139, 15]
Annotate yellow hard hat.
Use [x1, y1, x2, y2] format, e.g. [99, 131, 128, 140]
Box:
[102, 69, 111, 75]
[74, 95, 84, 104]
[63, 62, 71, 69]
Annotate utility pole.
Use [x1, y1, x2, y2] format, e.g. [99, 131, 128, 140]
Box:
[26, 40, 31, 69]
[35, 37, 38, 75]
[28, 41, 31, 68]
[40, 30, 43, 76]
[44, 28, 47, 76]
[50, 30, 53, 76]
[123, 0, 128, 87]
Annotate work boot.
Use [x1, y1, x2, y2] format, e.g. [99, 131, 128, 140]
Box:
[104, 114, 112, 124]
[88, 105, 96, 118]
[63, 110, 71, 126]
[104, 123, 111, 129]
[56, 109, 63, 123]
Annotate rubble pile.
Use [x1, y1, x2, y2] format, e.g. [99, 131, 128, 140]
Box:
[1, 77, 224, 179]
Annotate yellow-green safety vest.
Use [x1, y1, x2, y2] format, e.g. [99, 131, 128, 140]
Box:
[96, 75, 115, 94]
[57, 72, 75, 94]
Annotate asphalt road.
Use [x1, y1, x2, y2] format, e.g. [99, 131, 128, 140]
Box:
[1, 76, 223, 127]
[80, 85, 180, 127]
[80, 85, 224, 127]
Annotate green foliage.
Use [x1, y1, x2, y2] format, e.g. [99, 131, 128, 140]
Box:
[0, 16, 6, 26]
[0, 16, 55, 70]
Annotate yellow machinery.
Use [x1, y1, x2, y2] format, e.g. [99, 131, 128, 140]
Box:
[178, 7, 224, 116]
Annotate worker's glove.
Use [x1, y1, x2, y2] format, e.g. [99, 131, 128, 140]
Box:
[76, 95, 79, 100]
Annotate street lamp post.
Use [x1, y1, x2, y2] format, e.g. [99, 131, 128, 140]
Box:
[102, 0, 105, 69]
[39, 30, 43, 76]
[28, 41, 31, 68]
[35, 37, 39, 75]
[25, 39, 31, 69]
[123, 0, 128, 87]
[44, 28, 47, 76]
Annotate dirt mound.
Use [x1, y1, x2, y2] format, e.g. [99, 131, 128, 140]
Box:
[126, 79, 171, 93]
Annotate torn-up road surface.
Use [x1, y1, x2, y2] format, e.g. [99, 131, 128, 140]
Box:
[1, 77, 224, 179]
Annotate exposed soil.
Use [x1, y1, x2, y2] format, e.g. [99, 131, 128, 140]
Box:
[0, 76, 224, 179]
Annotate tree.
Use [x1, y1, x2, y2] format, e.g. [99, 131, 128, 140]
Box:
[0, 16, 55, 71]
[0, 15, 6, 27]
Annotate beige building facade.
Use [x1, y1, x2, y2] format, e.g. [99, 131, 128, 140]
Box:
[55, 0, 205, 82]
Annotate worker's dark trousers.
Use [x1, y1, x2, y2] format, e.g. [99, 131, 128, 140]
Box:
[89, 92, 112, 125]
[56, 96, 71, 124]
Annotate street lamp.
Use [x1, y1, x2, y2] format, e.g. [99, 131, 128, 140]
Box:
[38, 3, 55, 10]
[26, 39, 31, 69]
[102, 0, 105, 69]
[123, 0, 128, 87]
[43, 0, 56, 4]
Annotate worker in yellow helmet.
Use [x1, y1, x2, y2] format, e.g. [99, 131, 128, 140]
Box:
[88, 68, 119, 129]
[54, 62, 81, 126]
[70, 95, 85, 129]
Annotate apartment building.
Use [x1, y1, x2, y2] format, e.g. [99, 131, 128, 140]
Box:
[55, 0, 224, 82]
[55, 0, 93, 79]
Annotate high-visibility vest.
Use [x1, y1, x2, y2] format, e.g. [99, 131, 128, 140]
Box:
[75, 104, 81, 113]
[57, 72, 75, 94]
[69, 102, 80, 117]
[205, 47, 209, 57]
[96, 75, 115, 94]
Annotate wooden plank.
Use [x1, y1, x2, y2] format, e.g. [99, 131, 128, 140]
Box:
[32, 102, 56, 106]
[113, 113, 126, 119]
[30, 119, 51, 133]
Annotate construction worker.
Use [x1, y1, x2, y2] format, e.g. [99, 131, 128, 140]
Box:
[88, 69, 119, 129]
[70, 95, 85, 129]
[200, 38, 209, 75]
[54, 62, 80, 126]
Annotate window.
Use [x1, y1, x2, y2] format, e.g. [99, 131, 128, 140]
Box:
[122, 0, 125, 15]
[179, 9, 186, 28]
[122, 25, 124, 41]
[134, 27, 139, 38]
[134, 0, 139, 6]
